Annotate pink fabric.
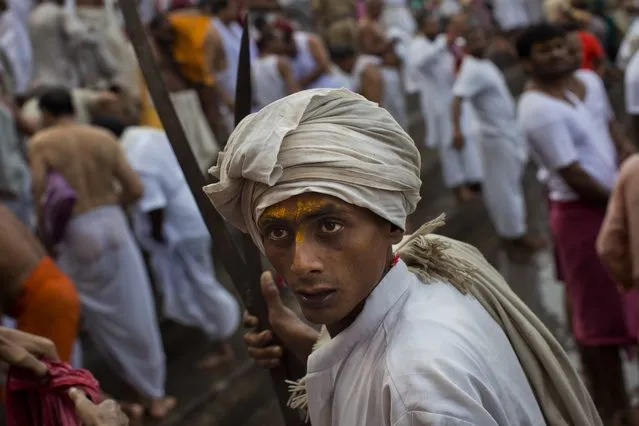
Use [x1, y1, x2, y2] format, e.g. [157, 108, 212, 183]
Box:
[5, 361, 102, 426]
[550, 200, 637, 346]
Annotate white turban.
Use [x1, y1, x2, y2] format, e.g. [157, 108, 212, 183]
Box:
[204, 89, 422, 251]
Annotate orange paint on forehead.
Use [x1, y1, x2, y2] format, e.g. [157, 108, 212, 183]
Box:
[262, 199, 328, 221]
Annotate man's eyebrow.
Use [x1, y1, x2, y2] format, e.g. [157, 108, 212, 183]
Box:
[259, 203, 345, 225]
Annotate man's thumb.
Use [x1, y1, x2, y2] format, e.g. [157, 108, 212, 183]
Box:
[260, 271, 285, 314]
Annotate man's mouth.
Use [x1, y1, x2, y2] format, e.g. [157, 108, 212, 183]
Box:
[295, 288, 337, 309]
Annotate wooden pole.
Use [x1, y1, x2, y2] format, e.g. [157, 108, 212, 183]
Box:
[118, 4, 303, 425]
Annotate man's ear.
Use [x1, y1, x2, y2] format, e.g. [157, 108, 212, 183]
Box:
[389, 224, 404, 245]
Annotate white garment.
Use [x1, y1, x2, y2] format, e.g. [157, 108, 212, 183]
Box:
[292, 32, 342, 89]
[453, 56, 525, 160]
[352, 54, 406, 128]
[406, 34, 455, 148]
[212, 17, 257, 101]
[518, 91, 618, 201]
[625, 51, 639, 115]
[437, 0, 461, 18]
[7, 0, 34, 25]
[491, 0, 530, 31]
[617, 19, 639, 70]
[453, 55, 527, 238]
[57, 205, 166, 399]
[252, 55, 287, 110]
[122, 127, 240, 341]
[170, 89, 220, 174]
[306, 260, 546, 426]
[380, 66, 407, 130]
[440, 103, 484, 188]
[380, 1, 415, 38]
[0, 10, 32, 93]
[575, 69, 618, 166]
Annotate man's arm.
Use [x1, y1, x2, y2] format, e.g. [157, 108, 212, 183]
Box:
[277, 57, 301, 95]
[622, 158, 639, 288]
[450, 95, 464, 149]
[609, 119, 636, 163]
[360, 65, 383, 104]
[297, 35, 331, 88]
[112, 144, 143, 205]
[558, 162, 611, 205]
[28, 138, 46, 218]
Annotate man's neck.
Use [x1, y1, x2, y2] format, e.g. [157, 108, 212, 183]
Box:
[326, 253, 395, 337]
[529, 76, 566, 98]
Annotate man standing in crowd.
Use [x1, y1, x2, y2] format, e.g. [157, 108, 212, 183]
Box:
[452, 24, 544, 254]
[517, 24, 633, 425]
[29, 88, 176, 419]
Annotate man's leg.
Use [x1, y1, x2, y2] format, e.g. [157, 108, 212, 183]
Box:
[551, 201, 634, 423]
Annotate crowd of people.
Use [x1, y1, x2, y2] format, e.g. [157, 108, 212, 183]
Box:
[2, 0, 639, 425]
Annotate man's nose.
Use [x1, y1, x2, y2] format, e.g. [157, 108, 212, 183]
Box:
[290, 237, 324, 276]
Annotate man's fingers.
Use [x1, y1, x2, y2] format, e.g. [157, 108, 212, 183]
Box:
[243, 330, 274, 347]
[243, 311, 259, 328]
[247, 345, 283, 362]
[9, 348, 48, 377]
[69, 387, 98, 422]
[27, 337, 60, 362]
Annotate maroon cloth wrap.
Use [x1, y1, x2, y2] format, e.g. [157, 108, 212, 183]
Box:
[5, 361, 102, 426]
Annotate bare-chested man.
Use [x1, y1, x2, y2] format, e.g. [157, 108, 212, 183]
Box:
[358, 0, 389, 57]
[0, 205, 79, 363]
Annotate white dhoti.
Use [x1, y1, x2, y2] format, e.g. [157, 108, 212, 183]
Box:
[480, 138, 527, 239]
[57, 205, 166, 399]
[171, 90, 220, 175]
[146, 237, 240, 341]
[437, 104, 484, 188]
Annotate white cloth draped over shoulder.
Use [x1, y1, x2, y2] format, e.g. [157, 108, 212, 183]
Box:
[204, 88, 601, 426]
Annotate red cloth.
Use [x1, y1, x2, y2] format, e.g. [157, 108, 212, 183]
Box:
[578, 31, 604, 71]
[5, 361, 102, 426]
[550, 200, 637, 346]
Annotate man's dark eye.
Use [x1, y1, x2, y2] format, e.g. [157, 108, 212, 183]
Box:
[267, 227, 289, 241]
[319, 221, 344, 234]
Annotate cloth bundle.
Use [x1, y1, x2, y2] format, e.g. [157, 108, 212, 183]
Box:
[5, 361, 102, 426]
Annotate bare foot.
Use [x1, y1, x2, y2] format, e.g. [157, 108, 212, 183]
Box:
[198, 343, 235, 369]
[119, 401, 144, 421]
[148, 396, 177, 419]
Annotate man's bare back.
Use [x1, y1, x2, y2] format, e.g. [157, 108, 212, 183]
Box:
[0, 206, 46, 313]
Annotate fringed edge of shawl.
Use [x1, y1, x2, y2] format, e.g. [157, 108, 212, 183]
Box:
[285, 214, 478, 418]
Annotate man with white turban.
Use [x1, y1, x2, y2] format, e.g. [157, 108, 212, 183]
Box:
[205, 88, 601, 425]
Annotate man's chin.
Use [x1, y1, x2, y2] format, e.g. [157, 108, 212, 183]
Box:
[300, 307, 340, 327]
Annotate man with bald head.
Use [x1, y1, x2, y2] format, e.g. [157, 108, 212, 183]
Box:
[206, 88, 601, 425]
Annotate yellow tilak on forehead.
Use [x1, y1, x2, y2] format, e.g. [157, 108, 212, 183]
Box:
[263, 199, 328, 221]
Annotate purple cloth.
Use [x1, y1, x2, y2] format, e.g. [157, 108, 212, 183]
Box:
[42, 170, 77, 245]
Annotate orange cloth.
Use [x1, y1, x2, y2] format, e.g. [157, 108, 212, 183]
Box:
[597, 154, 639, 290]
[12, 257, 80, 362]
[138, 72, 163, 129]
[168, 13, 215, 86]
[578, 30, 604, 71]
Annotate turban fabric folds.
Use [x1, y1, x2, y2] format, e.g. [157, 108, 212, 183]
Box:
[204, 88, 422, 252]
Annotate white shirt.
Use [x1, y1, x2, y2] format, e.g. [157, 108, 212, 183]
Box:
[491, 0, 530, 31]
[575, 69, 617, 166]
[453, 55, 526, 158]
[625, 51, 639, 115]
[518, 91, 617, 201]
[121, 127, 208, 245]
[617, 19, 639, 70]
[306, 261, 545, 426]
[252, 55, 287, 110]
